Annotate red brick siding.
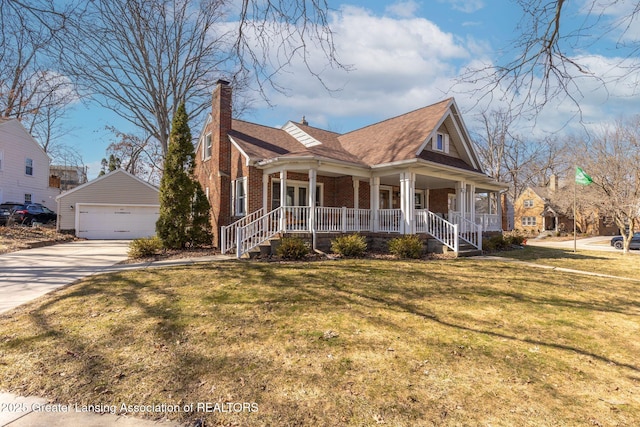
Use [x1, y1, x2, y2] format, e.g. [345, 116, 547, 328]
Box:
[429, 188, 454, 215]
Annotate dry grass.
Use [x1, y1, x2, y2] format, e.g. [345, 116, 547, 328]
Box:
[0, 225, 75, 254]
[496, 246, 640, 280]
[0, 259, 638, 426]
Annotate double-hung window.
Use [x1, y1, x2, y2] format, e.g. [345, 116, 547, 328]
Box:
[203, 134, 212, 159]
[433, 132, 449, 153]
[25, 158, 33, 176]
[232, 177, 247, 217]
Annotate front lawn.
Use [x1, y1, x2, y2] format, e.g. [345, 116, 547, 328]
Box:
[495, 245, 640, 280]
[0, 259, 638, 426]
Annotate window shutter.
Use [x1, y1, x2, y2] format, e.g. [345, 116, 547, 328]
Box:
[444, 134, 450, 154]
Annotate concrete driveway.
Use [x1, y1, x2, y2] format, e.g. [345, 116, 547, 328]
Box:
[0, 240, 130, 314]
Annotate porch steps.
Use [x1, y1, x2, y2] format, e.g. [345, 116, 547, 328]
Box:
[456, 242, 483, 257]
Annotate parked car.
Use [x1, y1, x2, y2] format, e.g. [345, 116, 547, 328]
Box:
[610, 232, 640, 250]
[0, 202, 25, 226]
[9, 204, 57, 226]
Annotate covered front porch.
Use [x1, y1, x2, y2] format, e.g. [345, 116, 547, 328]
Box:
[222, 161, 504, 257]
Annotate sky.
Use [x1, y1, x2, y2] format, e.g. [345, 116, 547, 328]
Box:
[57, 0, 640, 180]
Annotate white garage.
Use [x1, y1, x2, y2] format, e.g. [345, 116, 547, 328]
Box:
[76, 204, 159, 239]
[56, 169, 160, 239]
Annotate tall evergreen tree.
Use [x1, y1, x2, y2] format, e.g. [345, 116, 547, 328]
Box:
[156, 103, 212, 248]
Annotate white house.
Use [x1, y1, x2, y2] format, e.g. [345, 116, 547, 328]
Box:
[0, 118, 59, 209]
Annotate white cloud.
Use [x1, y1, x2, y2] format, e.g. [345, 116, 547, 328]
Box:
[252, 5, 473, 129]
[241, 1, 640, 142]
[385, 1, 420, 18]
[439, 0, 485, 14]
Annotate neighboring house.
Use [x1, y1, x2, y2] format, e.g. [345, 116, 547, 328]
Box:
[514, 176, 617, 235]
[56, 169, 160, 239]
[195, 80, 506, 257]
[0, 118, 60, 210]
[50, 165, 88, 191]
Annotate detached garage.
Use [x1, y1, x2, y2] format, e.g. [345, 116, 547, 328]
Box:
[56, 169, 160, 239]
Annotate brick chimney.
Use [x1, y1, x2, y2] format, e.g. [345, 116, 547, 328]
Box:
[212, 79, 233, 233]
[213, 79, 232, 176]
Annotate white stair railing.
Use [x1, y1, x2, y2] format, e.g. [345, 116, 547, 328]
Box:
[449, 211, 482, 249]
[415, 210, 458, 252]
[236, 207, 284, 258]
[220, 208, 264, 254]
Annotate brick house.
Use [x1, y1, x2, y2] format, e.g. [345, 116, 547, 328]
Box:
[195, 80, 505, 257]
[514, 176, 617, 235]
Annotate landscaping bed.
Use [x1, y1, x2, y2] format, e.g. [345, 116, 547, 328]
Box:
[0, 226, 75, 254]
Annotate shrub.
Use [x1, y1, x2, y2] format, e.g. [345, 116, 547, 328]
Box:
[128, 236, 163, 259]
[331, 234, 368, 258]
[483, 234, 507, 252]
[276, 237, 309, 260]
[388, 235, 423, 259]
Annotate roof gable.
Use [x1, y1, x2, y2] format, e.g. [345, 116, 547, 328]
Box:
[200, 96, 487, 176]
[0, 118, 51, 161]
[56, 168, 158, 200]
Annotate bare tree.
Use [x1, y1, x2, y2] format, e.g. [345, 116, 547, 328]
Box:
[61, 0, 341, 158]
[104, 127, 163, 185]
[459, 0, 640, 118]
[571, 117, 640, 253]
[472, 109, 549, 202]
[0, 0, 77, 153]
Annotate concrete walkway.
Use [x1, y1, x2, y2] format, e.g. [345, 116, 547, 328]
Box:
[0, 240, 233, 427]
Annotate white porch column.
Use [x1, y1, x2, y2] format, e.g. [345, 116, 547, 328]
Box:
[262, 171, 269, 212]
[371, 176, 380, 232]
[468, 184, 476, 224]
[399, 172, 416, 234]
[352, 177, 360, 209]
[399, 173, 407, 234]
[308, 168, 317, 232]
[279, 169, 287, 231]
[456, 181, 466, 227]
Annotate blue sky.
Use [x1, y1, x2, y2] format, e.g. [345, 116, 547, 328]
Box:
[59, 0, 640, 179]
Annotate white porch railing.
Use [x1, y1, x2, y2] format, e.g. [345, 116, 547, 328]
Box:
[232, 207, 483, 258]
[378, 209, 402, 232]
[220, 208, 264, 254]
[415, 209, 458, 252]
[477, 214, 501, 232]
[449, 211, 482, 249]
[315, 207, 372, 232]
[450, 211, 501, 232]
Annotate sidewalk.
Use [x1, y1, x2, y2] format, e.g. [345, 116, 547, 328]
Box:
[0, 247, 234, 427]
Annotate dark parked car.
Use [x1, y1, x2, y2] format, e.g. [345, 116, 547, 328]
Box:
[9, 204, 57, 226]
[0, 202, 24, 226]
[610, 232, 640, 250]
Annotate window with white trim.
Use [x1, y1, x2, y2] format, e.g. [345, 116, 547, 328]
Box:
[271, 180, 322, 209]
[521, 216, 537, 226]
[433, 132, 449, 153]
[25, 158, 33, 176]
[0, 150, 4, 171]
[203, 134, 212, 159]
[232, 177, 247, 217]
[523, 199, 534, 208]
[24, 193, 32, 203]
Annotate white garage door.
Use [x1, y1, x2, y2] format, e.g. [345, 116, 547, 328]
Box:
[77, 204, 160, 239]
